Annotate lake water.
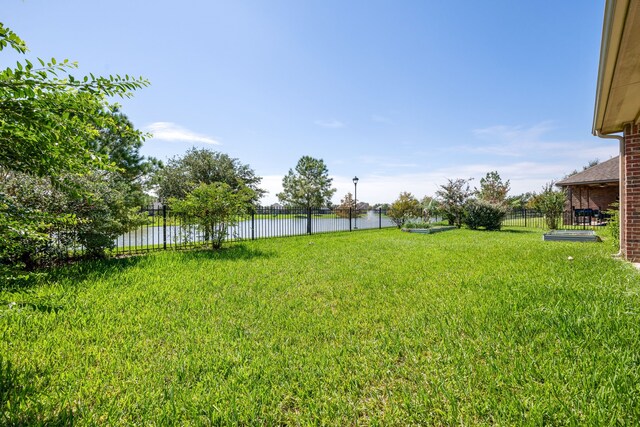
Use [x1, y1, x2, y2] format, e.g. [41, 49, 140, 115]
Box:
[115, 210, 396, 249]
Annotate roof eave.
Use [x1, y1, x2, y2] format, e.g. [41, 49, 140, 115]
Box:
[593, 0, 630, 135]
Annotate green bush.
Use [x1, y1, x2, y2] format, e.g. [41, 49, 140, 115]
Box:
[464, 199, 506, 230]
[606, 202, 620, 244]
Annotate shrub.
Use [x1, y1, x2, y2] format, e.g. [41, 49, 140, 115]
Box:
[606, 202, 620, 244]
[387, 192, 422, 228]
[464, 199, 507, 230]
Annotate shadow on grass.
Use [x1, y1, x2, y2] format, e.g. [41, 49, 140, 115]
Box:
[0, 357, 75, 426]
[177, 243, 275, 262]
[1, 256, 146, 293]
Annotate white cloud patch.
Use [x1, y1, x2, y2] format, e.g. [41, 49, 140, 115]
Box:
[145, 122, 220, 145]
[315, 119, 345, 129]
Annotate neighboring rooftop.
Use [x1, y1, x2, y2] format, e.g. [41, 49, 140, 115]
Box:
[556, 156, 619, 186]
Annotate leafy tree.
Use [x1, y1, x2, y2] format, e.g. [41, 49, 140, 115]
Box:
[476, 171, 510, 204]
[436, 178, 474, 227]
[277, 156, 336, 209]
[0, 23, 149, 178]
[530, 182, 566, 229]
[169, 183, 255, 249]
[387, 192, 422, 228]
[154, 148, 264, 203]
[0, 23, 148, 274]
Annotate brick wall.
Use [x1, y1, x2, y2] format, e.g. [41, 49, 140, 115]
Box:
[624, 123, 640, 261]
[566, 185, 618, 211]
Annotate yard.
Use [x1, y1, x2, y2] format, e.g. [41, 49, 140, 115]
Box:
[1, 228, 639, 425]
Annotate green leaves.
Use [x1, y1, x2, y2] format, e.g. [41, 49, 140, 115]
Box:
[277, 156, 336, 209]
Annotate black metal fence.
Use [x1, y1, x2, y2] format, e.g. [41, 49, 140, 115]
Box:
[47, 205, 613, 260]
[110, 206, 396, 256]
[501, 208, 610, 230]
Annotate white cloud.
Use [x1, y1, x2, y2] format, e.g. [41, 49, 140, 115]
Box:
[145, 122, 220, 145]
[314, 119, 345, 129]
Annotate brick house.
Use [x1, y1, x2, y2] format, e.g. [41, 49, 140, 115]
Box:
[593, 0, 640, 260]
[556, 156, 619, 219]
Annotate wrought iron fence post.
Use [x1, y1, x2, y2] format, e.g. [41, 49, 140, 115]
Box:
[307, 208, 312, 235]
[251, 209, 256, 240]
[524, 208, 527, 228]
[162, 204, 167, 250]
[379, 208, 382, 229]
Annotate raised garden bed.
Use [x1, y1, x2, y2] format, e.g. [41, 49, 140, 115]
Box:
[543, 229, 601, 242]
[402, 226, 457, 234]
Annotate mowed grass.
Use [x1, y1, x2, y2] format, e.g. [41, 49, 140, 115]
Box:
[1, 228, 639, 425]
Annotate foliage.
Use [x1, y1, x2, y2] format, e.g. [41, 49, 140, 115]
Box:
[1, 170, 147, 259]
[402, 219, 432, 229]
[420, 196, 441, 221]
[605, 201, 620, 245]
[464, 199, 507, 230]
[1, 229, 637, 424]
[565, 159, 601, 178]
[335, 192, 366, 219]
[169, 182, 255, 249]
[507, 192, 535, 209]
[0, 24, 149, 275]
[154, 148, 264, 203]
[530, 182, 566, 229]
[476, 171, 510, 204]
[277, 156, 336, 209]
[387, 192, 422, 228]
[0, 23, 148, 178]
[436, 178, 474, 227]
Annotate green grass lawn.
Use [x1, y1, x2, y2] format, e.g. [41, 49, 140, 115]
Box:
[1, 228, 639, 425]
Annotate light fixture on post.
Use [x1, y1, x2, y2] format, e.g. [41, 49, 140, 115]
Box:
[353, 176, 359, 229]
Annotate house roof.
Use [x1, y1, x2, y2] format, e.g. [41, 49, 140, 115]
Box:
[556, 156, 620, 186]
[593, 0, 640, 135]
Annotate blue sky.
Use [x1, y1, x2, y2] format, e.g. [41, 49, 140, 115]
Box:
[6, 1, 616, 204]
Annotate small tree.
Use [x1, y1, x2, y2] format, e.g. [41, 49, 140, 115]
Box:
[436, 178, 473, 228]
[277, 156, 336, 209]
[169, 183, 255, 249]
[476, 171, 510, 204]
[336, 192, 355, 218]
[530, 183, 566, 229]
[387, 192, 422, 228]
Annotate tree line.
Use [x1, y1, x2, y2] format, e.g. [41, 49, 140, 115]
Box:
[385, 172, 566, 231]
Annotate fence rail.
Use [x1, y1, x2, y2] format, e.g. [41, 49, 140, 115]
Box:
[501, 208, 610, 230]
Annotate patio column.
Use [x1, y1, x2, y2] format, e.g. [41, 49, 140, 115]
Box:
[623, 123, 640, 261]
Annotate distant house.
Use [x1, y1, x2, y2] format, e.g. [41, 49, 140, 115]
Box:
[556, 157, 619, 214]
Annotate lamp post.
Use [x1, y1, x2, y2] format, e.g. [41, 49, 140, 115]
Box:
[353, 176, 359, 229]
